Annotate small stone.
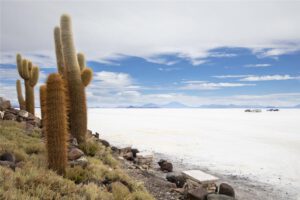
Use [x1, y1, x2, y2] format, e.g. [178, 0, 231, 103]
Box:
[70, 138, 78, 147]
[18, 110, 29, 118]
[68, 148, 84, 160]
[123, 152, 134, 161]
[219, 183, 235, 198]
[99, 139, 110, 147]
[69, 156, 88, 168]
[187, 187, 208, 200]
[166, 172, 186, 188]
[158, 159, 173, 172]
[131, 148, 139, 157]
[0, 111, 4, 119]
[95, 132, 100, 138]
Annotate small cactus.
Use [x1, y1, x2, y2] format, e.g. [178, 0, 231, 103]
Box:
[16, 54, 39, 114]
[44, 73, 68, 175]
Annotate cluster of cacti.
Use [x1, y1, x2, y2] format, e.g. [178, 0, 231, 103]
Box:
[53, 14, 93, 144]
[37, 14, 92, 174]
[41, 73, 69, 175]
[16, 54, 39, 115]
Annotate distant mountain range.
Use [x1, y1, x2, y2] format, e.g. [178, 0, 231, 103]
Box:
[115, 102, 300, 109]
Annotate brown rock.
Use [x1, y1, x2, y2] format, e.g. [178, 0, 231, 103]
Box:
[123, 152, 134, 161]
[187, 187, 208, 200]
[158, 159, 173, 172]
[99, 139, 110, 147]
[0, 152, 15, 163]
[3, 112, 17, 120]
[68, 148, 84, 160]
[219, 183, 235, 198]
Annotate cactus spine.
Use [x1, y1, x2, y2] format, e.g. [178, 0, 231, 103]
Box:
[44, 73, 68, 175]
[16, 54, 39, 114]
[55, 14, 92, 144]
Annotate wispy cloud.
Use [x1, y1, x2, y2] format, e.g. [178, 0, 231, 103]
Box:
[180, 81, 255, 90]
[244, 63, 271, 68]
[240, 75, 300, 81]
[213, 75, 251, 79]
[158, 67, 182, 72]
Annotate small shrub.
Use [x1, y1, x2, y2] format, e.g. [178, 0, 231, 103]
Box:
[79, 140, 100, 157]
[111, 182, 130, 200]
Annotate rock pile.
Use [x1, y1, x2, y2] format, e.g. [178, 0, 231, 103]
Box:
[0, 97, 41, 129]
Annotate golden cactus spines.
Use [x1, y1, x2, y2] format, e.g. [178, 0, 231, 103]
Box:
[16, 80, 26, 110]
[29, 66, 39, 86]
[45, 73, 68, 175]
[39, 85, 47, 135]
[54, 26, 65, 76]
[81, 68, 93, 87]
[60, 14, 88, 144]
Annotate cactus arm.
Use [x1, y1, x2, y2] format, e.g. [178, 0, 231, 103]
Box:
[16, 79, 26, 110]
[81, 67, 93, 87]
[77, 53, 86, 71]
[54, 27, 65, 76]
[29, 66, 39, 87]
[21, 59, 30, 80]
[45, 73, 68, 175]
[16, 54, 24, 78]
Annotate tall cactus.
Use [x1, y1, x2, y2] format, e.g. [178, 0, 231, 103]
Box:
[54, 14, 92, 144]
[16, 54, 39, 115]
[44, 73, 68, 175]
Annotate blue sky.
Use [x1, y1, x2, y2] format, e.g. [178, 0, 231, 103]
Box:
[1, 1, 300, 107]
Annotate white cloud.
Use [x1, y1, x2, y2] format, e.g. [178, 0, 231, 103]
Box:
[1, 1, 300, 66]
[244, 63, 271, 68]
[240, 75, 300, 81]
[93, 71, 134, 89]
[180, 81, 255, 90]
[158, 67, 182, 72]
[213, 75, 251, 79]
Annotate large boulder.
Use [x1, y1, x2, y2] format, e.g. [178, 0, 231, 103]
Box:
[0, 97, 11, 111]
[219, 183, 235, 198]
[187, 187, 208, 200]
[158, 159, 173, 172]
[207, 194, 236, 200]
[68, 148, 84, 160]
[166, 172, 186, 188]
